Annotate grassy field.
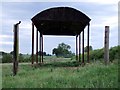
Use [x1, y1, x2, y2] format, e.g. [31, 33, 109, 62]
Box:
[2, 57, 118, 88]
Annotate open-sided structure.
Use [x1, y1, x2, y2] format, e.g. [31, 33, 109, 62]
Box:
[31, 7, 91, 64]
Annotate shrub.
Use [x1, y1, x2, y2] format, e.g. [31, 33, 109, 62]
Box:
[19, 55, 31, 62]
[89, 46, 119, 62]
[2, 53, 31, 63]
[2, 54, 12, 63]
[109, 46, 120, 62]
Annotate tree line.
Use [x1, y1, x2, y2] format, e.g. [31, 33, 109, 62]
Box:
[1, 42, 119, 63]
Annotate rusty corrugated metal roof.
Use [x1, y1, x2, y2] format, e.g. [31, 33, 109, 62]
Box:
[31, 7, 91, 36]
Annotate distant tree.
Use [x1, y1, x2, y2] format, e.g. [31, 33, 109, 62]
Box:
[38, 51, 47, 56]
[46, 54, 51, 56]
[10, 51, 14, 55]
[52, 48, 58, 56]
[43, 52, 46, 56]
[84, 46, 93, 52]
[52, 42, 73, 57]
[1, 51, 7, 55]
[19, 53, 23, 56]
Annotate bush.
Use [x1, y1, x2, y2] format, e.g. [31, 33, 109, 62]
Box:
[83, 46, 119, 62]
[109, 46, 120, 62]
[87, 48, 103, 62]
[19, 55, 31, 62]
[19, 55, 24, 62]
[2, 54, 12, 63]
[2, 53, 31, 63]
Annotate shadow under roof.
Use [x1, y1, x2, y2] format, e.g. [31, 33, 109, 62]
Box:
[31, 7, 91, 36]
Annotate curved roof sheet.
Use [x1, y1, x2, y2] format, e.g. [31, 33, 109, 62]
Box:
[31, 7, 91, 36]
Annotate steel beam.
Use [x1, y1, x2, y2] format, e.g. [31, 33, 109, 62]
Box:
[76, 35, 78, 61]
[87, 23, 90, 63]
[79, 34, 81, 62]
[40, 33, 42, 63]
[42, 34, 43, 63]
[36, 30, 38, 64]
[39, 33, 41, 63]
[32, 23, 34, 64]
[82, 30, 84, 64]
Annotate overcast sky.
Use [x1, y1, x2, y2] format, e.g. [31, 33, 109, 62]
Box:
[0, 0, 118, 54]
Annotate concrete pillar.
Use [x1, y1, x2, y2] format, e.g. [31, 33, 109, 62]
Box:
[104, 26, 109, 64]
[13, 21, 21, 76]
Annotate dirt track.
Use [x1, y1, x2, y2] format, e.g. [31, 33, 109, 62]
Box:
[0, 63, 31, 65]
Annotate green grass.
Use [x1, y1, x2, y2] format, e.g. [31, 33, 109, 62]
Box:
[2, 58, 118, 88]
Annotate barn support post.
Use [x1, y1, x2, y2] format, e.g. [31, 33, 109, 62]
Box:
[104, 26, 109, 65]
[79, 34, 81, 62]
[40, 33, 42, 63]
[36, 29, 38, 64]
[32, 23, 34, 65]
[40, 33, 43, 63]
[41, 34, 43, 63]
[87, 23, 90, 63]
[82, 30, 85, 65]
[76, 35, 78, 61]
[13, 21, 21, 76]
[39, 33, 41, 63]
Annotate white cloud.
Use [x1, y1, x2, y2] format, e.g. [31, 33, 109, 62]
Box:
[92, 16, 117, 29]
[2, 0, 119, 5]
[20, 20, 31, 29]
[2, 19, 20, 26]
[0, 41, 13, 45]
[77, 0, 118, 5]
[0, 34, 12, 38]
[0, 34, 13, 44]
[0, 35, 13, 52]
